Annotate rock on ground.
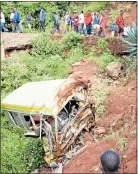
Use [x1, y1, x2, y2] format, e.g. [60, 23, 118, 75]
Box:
[106, 62, 122, 79]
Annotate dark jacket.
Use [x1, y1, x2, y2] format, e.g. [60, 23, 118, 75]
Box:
[54, 14, 59, 26]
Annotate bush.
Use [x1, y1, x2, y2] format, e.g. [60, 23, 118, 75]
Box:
[1, 117, 44, 173]
[62, 31, 81, 49]
[1, 2, 59, 30]
[84, 2, 112, 13]
[31, 34, 64, 58]
[89, 52, 118, 71]
[97, 38, 110, 53]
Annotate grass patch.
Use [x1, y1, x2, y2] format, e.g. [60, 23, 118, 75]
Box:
[131, 129, 137, 137]
[118, 137, 128, 154]
[88, 52, 118, 72]
[90, 77, 111, 118]
[104, 132, 128, 155]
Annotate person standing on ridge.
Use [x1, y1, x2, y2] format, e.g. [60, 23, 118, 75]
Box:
[100, 13, 107, 37]
[78, 11, 84, 34]
[12, 8, 20, 32]
[93, 12, 100, 36]
[40, 7, 46, 32]
[51, 12, 60, 34]
[0, 8, 5, 32]
[64, 12, 71, 34]
[72, 11, 79, 32]
[84, 11, 92, 35]
[116, 9, 125, 38]
[26, 14, 31, 30]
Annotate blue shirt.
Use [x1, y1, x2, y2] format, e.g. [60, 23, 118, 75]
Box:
[94, 16, 100, 25]
[111, 24, 118, 31]
[12, 11, 20, 23]
[40, 10, 46, 21]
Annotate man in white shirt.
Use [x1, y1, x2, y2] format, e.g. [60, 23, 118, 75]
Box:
[78, 11, 84, 34]
[0, 8, 5, 32]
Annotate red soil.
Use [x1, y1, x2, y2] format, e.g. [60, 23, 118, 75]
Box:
[81, 36, 125, 55]
[63, 139, 119, 173]
[63, 75, 136, 173]
[56, 59, 97, 108]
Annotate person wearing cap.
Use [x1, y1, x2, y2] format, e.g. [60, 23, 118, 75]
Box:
[116, 9, 124, 38]
[51, 12, 60, 34]
[100, 150, 120, 173]
[72, 11, 79, 32]
[40, 7, 46, 32]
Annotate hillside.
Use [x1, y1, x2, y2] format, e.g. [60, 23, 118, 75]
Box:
[1, 1, 137, 174]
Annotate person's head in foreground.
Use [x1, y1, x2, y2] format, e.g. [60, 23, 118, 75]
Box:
[100, 150, 120, 173]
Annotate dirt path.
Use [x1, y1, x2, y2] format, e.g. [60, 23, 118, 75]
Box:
[1, 33, 39, 50]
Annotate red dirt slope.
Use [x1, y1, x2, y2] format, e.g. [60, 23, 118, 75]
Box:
[63, 75, 136, 173]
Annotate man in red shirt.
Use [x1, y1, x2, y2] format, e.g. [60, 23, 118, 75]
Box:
[84, 11, 92, 35]
[72, 11, 79, 32]
[116, 9, 124, 38]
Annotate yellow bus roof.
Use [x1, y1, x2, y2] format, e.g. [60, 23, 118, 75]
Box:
[1, 79, 67, 115]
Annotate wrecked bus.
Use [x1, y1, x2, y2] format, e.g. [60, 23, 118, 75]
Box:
[1, 79, 95, 166]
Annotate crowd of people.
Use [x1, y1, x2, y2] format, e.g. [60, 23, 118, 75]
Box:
[0, 7, 130, 38]
[64, 11, 107, 37]
[64, 9, 130, 38]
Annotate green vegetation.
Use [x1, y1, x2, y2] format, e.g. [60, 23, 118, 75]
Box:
[83, 2, 112, 13]
[89, 52, 118, 71]
[3, 27, 136, 171]
[118, 137, 128, 154]
[1, 117, 44, 173]
[62, 31, 81, 49]
[122, 22, 137, 58]
[97, 38, 111, 55]
[131, 129, 137, 137]
[2, 15, 136, 172]
[1, 1, 111, 31]
[1, 2, 59, 30]
[104, 132, 128, 155]
[91, 78, 111, 117]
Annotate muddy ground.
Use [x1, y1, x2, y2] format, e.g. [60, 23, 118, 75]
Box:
[62, 59, 136, 173]
[81, 36, 126, 56]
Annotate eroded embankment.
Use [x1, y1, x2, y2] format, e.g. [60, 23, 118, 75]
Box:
[63, 60, 136, 173]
